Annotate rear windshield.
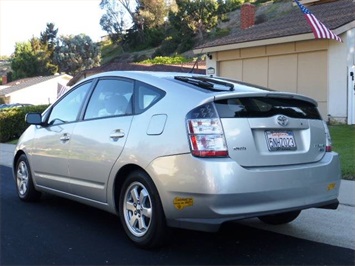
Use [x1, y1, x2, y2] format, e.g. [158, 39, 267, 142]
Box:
[214, 97, 321, 119]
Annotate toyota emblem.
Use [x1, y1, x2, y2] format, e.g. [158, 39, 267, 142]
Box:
[276, 115, 289, 126]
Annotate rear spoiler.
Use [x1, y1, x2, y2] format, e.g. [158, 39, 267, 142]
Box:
[213, 92, 318, 107]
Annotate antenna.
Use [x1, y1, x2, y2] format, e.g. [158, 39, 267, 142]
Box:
[189, 48, 204, 73]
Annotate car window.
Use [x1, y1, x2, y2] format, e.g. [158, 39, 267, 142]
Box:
[135, 81, 165, 114]
[215, 97, 321, 119]
[84, 78, 134, 120]
[47, 81, 92, 125]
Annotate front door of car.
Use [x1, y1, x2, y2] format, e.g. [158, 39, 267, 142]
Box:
[67, 78, 134, 203]
[31, 81, 93, 192]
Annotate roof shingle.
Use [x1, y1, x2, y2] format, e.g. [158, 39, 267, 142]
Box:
[0, 75, 71, 96]
[196, 0, 355, 50]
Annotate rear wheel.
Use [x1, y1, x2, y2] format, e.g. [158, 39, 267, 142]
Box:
[119, 170, 168, 249]
[258, 210, 301, 225]
[15, 154, 41, 201]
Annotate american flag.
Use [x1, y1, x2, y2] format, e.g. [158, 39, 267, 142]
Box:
[57, 83, 70, 99]
[294, 0, 342, 42]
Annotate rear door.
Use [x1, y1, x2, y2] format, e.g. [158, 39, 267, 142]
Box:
[214, 93, 326, 167]
[68, 78, 134, 203]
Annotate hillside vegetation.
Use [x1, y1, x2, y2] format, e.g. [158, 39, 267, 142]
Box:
[100, 0, 294, 65]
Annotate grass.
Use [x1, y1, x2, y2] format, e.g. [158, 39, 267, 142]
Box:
[329, 125, 355, 180]
[100, 40, 125, 65]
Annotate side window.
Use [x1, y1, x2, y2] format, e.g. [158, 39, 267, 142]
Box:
[84, 78, 134, 120]
[47, 81, 92, 125]
[135, 81, 166, 114]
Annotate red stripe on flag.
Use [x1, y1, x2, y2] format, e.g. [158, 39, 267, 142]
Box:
[294, 0, 342, 42]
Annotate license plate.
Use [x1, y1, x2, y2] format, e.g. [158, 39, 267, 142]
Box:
[265, 131, 297, 151]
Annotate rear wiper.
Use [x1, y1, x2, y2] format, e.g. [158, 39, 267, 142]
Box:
[174, 76, 234, 91]
[174, 76, 214, 90]
[192, 76, 234, 91]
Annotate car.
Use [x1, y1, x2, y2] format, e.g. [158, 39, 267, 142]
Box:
[0, 103, 32, 111]
[13, 71, 341, 248]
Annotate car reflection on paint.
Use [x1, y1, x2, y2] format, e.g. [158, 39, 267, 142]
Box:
[13, 71, 341, 248]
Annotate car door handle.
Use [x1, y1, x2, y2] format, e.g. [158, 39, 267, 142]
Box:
[110, 129, 125, 140]
[60, 133, 70, 142]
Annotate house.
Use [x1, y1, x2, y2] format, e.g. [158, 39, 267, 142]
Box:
[0, 74, 72, 105]
[193, 0, 355, 124]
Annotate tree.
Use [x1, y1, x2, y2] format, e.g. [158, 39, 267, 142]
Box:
[100, 0, 129, 42]
[40, 22, 59, 65]
[171, 0, 219, 42]
[11, 42, 39, 79]
[100, 0, 168, 46]
[99, 0, 137, 42]
[30, 37, 58, 76]
[11, 38, 58, 80]
[139, 0, 167, 29]
[53, 34, 101, 75]
[40, 23, 58, 52]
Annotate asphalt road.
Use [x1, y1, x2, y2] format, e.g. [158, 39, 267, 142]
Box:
[1, 165, 354, 265]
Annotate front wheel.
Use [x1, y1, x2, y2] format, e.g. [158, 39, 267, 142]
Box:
[119, 170, 168, 249]
[15, 154, 41, 201]
[258, 210, 301, 225]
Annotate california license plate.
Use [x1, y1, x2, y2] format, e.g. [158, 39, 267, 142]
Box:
[265, 131, 297, 151]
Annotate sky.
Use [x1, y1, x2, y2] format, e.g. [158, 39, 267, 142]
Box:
[0, 0, 107, 56]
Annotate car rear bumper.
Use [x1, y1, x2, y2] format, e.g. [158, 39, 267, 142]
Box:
[167, 199, 339, 232]
[147, 152, 341, 232]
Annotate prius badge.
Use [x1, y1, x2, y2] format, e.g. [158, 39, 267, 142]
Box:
[276, 115, 289, 126]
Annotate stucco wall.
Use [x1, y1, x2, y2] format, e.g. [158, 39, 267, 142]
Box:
[9, 83, 55, 105]
[8, 77, 71, 105]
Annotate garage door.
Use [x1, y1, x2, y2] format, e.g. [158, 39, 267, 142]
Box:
[218, 50, 328, 118]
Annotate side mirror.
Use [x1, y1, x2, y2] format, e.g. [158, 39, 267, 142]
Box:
[25, 113, 43, 125]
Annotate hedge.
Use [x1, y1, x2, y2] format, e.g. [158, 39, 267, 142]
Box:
[0, 105, 49, 143]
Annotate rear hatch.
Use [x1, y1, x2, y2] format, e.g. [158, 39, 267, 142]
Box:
[214, 93, 327, 167]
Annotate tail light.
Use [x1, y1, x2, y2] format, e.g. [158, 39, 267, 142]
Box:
[323, 121, 332, 152]
[186, 102, 228, 157]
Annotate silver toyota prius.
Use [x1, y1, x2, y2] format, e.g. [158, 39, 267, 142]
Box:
[13, 71, 341, 248]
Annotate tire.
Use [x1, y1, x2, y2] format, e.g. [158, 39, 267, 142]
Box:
[258, 210, 301, 225]
[119, 170, 168, 249]
[15, 154, 41, 201]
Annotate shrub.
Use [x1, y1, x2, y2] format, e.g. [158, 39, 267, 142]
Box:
[208, 27, 231, 40]
[153, 36, 179, 57]
[0, 105, 48, 142]
[139, 55, 191, 65]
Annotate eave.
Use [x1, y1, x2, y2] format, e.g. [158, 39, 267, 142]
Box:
[193, 20, 355, 54]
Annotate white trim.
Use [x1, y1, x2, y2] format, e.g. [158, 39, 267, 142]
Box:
[193, 33, 315, 53]
[348, 66, 355, 125]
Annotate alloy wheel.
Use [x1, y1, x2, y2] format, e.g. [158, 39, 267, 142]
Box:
[123, 181, 152, 237]
[17, 161, 29, 196]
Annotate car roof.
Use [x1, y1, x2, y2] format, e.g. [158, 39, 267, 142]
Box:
[77, 71, 264, 92]
[75, 71, 317, 105]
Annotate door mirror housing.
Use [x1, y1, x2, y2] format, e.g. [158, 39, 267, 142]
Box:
[25, 113, 43, 125]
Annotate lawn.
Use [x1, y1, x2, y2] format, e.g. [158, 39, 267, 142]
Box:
[329, 125, 355, 180]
